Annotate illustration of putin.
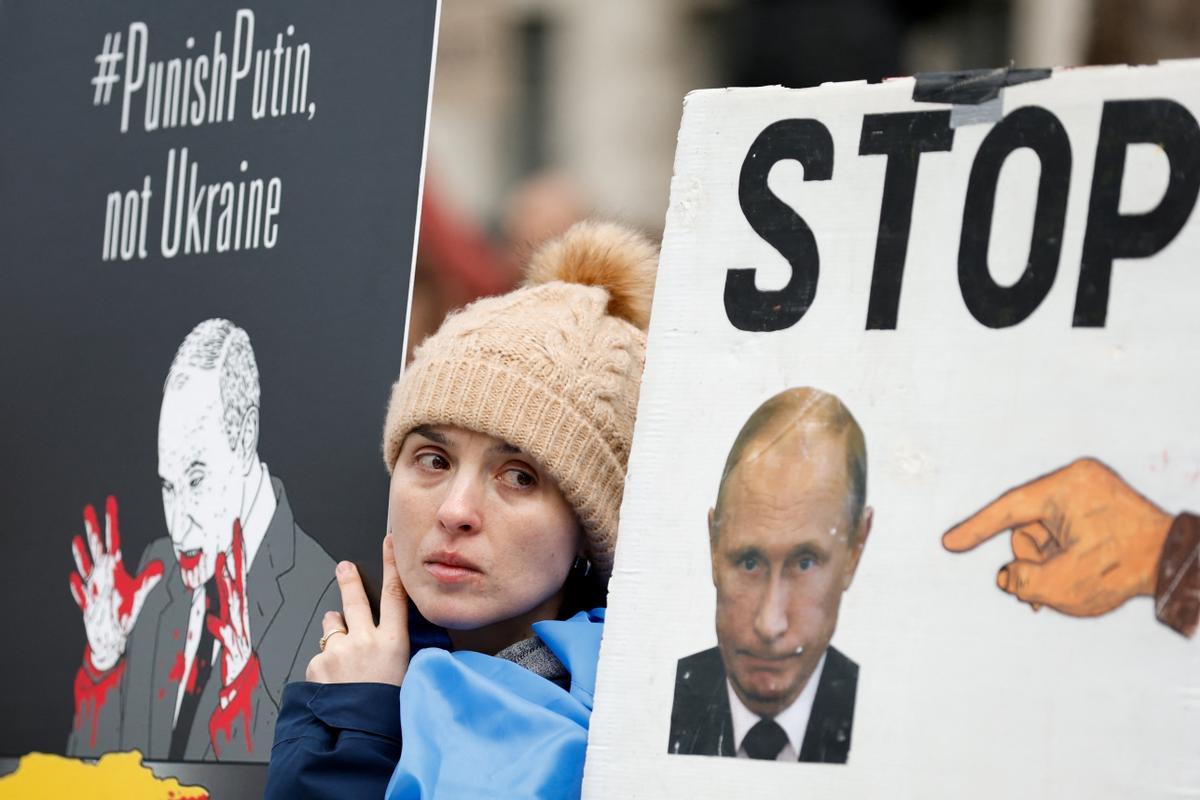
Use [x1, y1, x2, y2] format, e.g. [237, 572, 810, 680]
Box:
[668, 387, 870, 763]
[66, 318, 337, 761]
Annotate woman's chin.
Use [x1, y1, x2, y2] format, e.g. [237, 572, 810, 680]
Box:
[410, 593, 492, 631]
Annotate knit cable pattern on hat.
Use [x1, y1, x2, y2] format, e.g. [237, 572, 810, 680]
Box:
[382, 222, 656, 579]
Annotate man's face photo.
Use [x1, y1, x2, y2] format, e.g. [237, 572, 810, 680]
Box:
[158, 369, 244, 590]
[709, 418, 870, 719]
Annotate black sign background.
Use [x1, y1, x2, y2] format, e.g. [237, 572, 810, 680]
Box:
[0, 0, 436, 780]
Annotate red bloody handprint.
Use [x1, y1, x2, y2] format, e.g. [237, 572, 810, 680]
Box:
[69, 496, 164, 671]
[206, 519, 261, 756]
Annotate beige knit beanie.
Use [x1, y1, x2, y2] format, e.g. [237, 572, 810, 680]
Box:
[382, 221, 658, 579]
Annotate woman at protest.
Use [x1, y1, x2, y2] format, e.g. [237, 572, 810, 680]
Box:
[264, 221, 656, 798]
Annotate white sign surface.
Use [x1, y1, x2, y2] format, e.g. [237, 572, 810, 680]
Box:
[585, 63, 1200, 799]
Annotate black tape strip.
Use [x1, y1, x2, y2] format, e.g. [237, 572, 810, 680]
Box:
[912, 67, 1052, 106]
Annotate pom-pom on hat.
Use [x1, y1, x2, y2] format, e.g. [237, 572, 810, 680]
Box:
[382, 221, 658, 579]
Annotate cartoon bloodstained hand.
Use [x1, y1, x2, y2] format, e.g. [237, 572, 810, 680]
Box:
[942, 458, 1175, 618]
[69, 496, 164, 672]
[206, 519, 261, 756]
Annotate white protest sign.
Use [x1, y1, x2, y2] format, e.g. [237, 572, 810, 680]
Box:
[585, 62, 1200, 799]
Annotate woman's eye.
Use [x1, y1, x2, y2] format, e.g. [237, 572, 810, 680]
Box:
[499, 468, 536, 489]
[415, 452, 450, 471]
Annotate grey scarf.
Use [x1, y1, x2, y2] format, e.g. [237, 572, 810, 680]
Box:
[495, 635, 570, 690]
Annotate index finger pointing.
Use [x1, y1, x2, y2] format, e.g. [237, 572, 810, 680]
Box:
[336, 561, 375, 632]
[942, 468, 1064, 552]
[379, 533, 409, 631]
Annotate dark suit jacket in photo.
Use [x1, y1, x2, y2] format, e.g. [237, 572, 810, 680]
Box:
[67, 477, 338, 762]
[668, 645, 858, 763]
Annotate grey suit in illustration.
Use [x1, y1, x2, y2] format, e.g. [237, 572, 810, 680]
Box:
[67, 478, 337, 762]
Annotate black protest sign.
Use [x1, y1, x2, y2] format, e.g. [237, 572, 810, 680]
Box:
[0, 0, 435, 791]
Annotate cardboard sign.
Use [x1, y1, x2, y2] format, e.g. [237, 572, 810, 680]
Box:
[585, 63, 1200, 798]
[0, 1, 436, 793]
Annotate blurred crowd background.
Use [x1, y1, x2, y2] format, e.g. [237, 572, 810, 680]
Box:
[408, 0, 1200, 358]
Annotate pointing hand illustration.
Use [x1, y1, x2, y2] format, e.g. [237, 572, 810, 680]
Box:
[942, 459, 1174, 618]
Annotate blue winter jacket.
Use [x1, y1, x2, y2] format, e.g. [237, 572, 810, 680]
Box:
[264, 608, 604, 799]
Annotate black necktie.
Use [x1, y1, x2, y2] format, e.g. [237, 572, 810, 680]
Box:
[169, 581, 218, 760]
[743, 718, 788, 760]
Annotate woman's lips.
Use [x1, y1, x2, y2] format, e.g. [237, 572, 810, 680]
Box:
[423, 551, 483, 583]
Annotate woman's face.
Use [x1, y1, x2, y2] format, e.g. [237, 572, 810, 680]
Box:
[388, 424, 582, 644]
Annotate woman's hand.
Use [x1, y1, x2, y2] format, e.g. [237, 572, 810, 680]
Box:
[307, 533, 411, 685]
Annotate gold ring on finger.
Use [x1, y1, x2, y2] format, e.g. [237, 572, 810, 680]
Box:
[319, 628, 348, 651]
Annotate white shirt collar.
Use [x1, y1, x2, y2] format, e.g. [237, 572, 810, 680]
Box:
[726, 650, 827, 760]
[240, 462, 276, 568]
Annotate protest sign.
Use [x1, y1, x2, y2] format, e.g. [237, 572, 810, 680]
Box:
[0, 1, 436, 793]
[586, 62, 1200, 798]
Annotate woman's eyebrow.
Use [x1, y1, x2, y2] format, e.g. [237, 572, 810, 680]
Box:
[492, 441, 521, 455]
[410, 425, 449, 445]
